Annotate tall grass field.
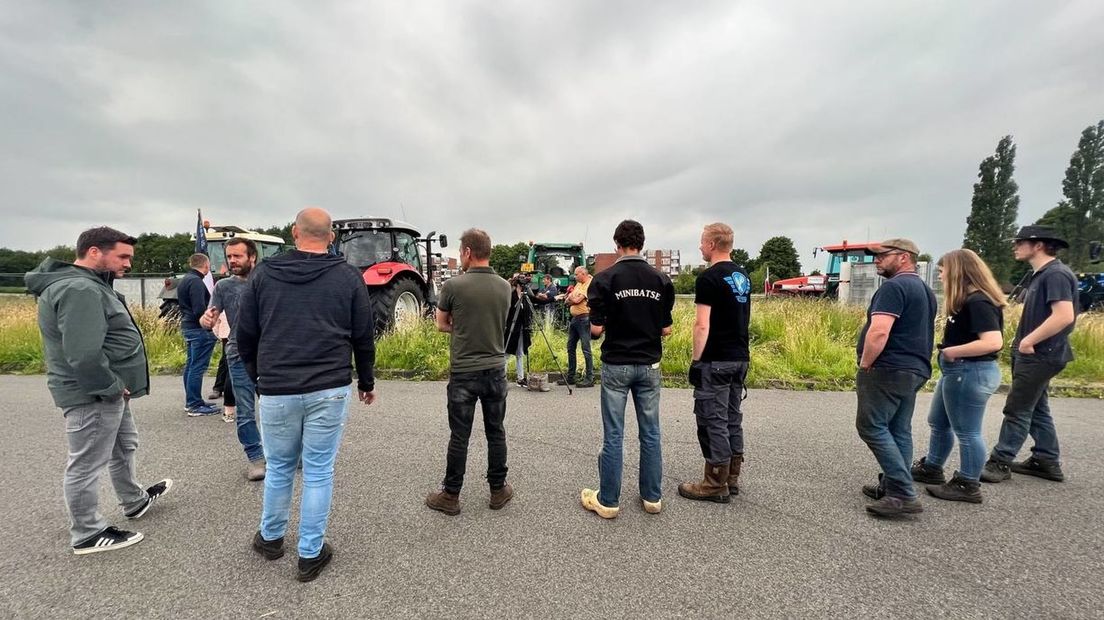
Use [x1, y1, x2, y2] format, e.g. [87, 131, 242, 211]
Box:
[2, 294, 1102, 393]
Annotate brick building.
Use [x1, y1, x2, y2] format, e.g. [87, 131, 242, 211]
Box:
[592, 249, 681, 275]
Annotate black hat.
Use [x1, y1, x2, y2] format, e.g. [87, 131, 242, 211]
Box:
[1010, 225, 1069, 249]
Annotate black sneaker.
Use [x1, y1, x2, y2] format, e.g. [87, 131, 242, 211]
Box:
[297, 542, 334, 582]
[125, 479, 174, 519]
[980, 459, 1012, 484]
[911, 457, 946, 485]
[556, 378, 575, 386]
[72, 526, 144, 555]
[1011, 456, 1065, 482]
[516, 378, 528, 388]
[926, 473, 983, 504]
[865, 496, 923, 518]
[576, 379, 595, 388]
[252, 531, 285, 560]
[862, 473, 885, 500]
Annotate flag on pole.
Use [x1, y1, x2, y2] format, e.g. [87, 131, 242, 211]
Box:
[195, 209, 208, 255]
[195, 210, 214, 294]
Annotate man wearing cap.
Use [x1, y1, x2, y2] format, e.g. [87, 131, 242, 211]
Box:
[982, 225, 1078, 484]
[856, 238, 938, 518]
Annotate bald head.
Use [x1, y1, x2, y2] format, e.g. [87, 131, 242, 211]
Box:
[293, 207, 335, 251]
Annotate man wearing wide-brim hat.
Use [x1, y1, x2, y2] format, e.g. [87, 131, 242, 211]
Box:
[981, 225, 1078, 484]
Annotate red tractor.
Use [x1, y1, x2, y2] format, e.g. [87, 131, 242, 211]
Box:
[332, 218, 447, 335]
[767, 241, 881, 298]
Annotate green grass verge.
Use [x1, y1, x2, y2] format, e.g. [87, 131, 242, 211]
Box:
[2, 295, 1102, 394]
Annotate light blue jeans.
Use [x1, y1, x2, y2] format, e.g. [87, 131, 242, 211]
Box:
[598, 363, 663, 507]
[227, 358, 264, 462]
[925, 356, 1001, 481]
[258, 384, 350, 559]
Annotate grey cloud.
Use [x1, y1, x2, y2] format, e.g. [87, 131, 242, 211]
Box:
[2, 1, 1103, 271]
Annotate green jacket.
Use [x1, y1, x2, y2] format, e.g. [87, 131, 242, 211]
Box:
[25, 258, 150, 408]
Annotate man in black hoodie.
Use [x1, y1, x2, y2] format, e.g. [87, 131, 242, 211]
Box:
[236, 207, 377, 583]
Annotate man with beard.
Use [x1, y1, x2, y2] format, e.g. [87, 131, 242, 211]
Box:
[856, 238, 937, 518]
[201, 237, 265, 481]
[25, 226, 173, 554]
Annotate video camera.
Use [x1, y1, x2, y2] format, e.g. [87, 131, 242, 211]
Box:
[509, 272, 533, 287]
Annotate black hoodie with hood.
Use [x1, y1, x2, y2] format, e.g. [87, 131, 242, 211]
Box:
[235, 250, 375, 395]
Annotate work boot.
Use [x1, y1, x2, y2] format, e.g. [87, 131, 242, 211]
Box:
[866, 496, 923, 518]
[911, 456, 946, 485]
[489, 483, 514, 510]
[678, 462, 731, 503]
[862, 473, 886, 500]
[727, 454, 743, 496]
[1010, 456, 1065, 482]
[425, 489, 460, 516]
[980, 458, 1012, 483]
[926, 473, 983, 504]
[246, 459, 266, 481]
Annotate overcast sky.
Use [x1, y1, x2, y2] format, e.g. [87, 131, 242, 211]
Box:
[2, 1, 1103, 270]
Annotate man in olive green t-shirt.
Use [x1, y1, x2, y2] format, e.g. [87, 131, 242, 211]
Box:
[425, 228, 513, 516]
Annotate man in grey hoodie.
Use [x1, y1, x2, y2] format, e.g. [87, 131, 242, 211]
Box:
[25, 227, 173, 555]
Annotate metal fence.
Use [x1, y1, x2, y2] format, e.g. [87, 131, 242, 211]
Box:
[0, 272, 170, 309]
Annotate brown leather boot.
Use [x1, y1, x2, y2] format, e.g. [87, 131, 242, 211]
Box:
[425, 489, 460, 515]
[728, 454, 743, 496]
[489, 483, 514, 509]
[677, 462, 731, 503]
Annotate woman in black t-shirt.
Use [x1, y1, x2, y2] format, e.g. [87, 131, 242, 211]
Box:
[912, 249, 1006, 503]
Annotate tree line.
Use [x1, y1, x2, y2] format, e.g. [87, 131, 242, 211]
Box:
[0, 223, 293, 287]
[964, 120, 1104, 285]
[3, 120, 1101, 290]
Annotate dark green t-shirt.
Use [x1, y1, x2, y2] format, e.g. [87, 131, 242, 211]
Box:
[437, 267, 511, 373]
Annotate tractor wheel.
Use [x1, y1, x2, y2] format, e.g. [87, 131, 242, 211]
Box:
[371, 278, 425, 335]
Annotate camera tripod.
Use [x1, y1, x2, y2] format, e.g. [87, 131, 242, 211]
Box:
[506, 288, 573, 395]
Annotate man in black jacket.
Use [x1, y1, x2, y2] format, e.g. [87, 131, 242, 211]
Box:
[177, 253, 219, 416]
[236, 207, 377, 583]
[580, 220, 675, 519]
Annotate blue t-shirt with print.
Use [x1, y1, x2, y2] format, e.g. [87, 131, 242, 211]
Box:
[857, 272, 938, 378]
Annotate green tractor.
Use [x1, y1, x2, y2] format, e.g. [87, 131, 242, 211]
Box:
[519, 242, 593, 327]
[519, 242, 590, 288]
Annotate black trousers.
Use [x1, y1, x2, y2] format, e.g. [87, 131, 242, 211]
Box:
[443, 367, 509, 493]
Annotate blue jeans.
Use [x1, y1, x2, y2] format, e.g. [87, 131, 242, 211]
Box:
[227, 358, 264, 462]
[992, 354, 1065, 463]
[598, 363, 663, 507]
[855, 368, 927, 500]
[566, 316, 593, 383]
[258, 385, 351, 559]
[925, 357, 1001, 481]
[182, 327, 217, 409]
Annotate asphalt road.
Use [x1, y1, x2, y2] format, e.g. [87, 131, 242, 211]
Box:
[1, 375, 1101, 619]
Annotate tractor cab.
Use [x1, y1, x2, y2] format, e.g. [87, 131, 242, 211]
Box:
[332, 217, 448, 335]
[156, 223, 290, 321]
[204, 226, 287, 277]
[768, 241, 880, 297]
[521, 242, 590, 290]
